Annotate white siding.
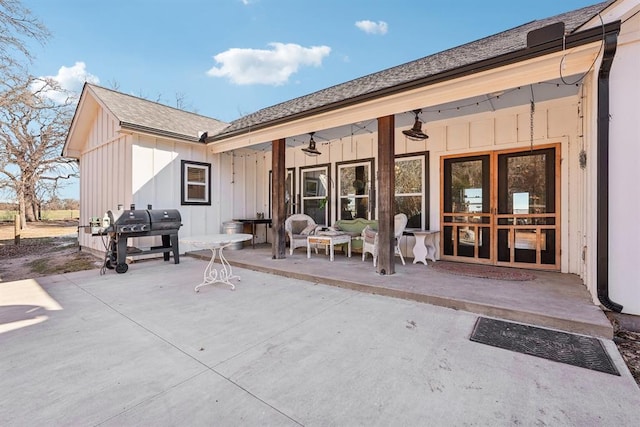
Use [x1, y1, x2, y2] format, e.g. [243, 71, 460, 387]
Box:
[607, 11, 640, 315]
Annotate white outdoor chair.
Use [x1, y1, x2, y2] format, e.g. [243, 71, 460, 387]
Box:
[285, 214, 317, 255]
[361, 213, 408, 267]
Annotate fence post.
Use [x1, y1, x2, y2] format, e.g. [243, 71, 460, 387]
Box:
[14, 214, 20, 245]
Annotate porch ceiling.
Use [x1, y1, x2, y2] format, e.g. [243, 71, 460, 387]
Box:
[230, 75, 581, 153]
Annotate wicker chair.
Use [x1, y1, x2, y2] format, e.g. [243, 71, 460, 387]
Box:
[362, 213, 408, 267]
[285, 214, 317, 255]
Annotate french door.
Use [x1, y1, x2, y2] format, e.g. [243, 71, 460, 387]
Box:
[300, 165, 330, 226]
[441, 145, 560, 270]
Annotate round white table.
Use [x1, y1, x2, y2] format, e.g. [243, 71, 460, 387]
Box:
[181, 234, 252, 292]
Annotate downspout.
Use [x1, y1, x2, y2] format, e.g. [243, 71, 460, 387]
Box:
[596, 30, 623, 312]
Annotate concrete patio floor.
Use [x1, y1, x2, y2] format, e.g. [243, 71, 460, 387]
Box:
[203, 245, 613, 339]
[1, 257, 638, 426]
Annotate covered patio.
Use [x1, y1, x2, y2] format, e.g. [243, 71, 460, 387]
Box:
[190, 245, 613, 339]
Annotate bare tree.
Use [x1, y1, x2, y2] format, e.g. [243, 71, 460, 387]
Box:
[0, 0, 49, 74]
[0, 74, 76, 226]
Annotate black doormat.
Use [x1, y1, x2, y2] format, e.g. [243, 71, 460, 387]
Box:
[470, 317, 620, 375]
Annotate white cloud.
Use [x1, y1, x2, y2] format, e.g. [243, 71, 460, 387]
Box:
[355, 20, 388, 35]
[206, 42, 331, 86]
[33, 62, 99, 104]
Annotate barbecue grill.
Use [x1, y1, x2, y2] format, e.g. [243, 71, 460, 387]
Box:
[99, 208, 182, 273]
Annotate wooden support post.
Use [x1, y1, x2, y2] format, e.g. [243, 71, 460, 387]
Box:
[377, 115, 395, 275]
[272, 138, 287, 259]
[14, 214, 20, 245]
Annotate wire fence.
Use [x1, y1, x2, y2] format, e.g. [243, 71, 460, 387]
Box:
[0, 210, 80, 222]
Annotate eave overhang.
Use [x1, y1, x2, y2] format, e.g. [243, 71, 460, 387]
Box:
[207, 21, 621, 154]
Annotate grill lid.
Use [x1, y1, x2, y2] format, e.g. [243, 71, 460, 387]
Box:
[108, 210, 151, 233]
[148, 209, 182, 231]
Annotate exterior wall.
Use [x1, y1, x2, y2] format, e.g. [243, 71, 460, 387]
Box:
[129, 134, 219, 248]
[608, 11, 640, 315]
[77, 110, 222, 254]
[77, 107, 131, 253]
[253, 96, 584, 271]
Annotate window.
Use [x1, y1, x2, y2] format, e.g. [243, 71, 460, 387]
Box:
[395, 154, 428, 229]
[336, 159, 373, 220]
[181, 160, 211, 205]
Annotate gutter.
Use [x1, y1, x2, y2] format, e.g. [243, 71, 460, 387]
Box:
[596, 30, 623, 312]
[208, 21, 620, 142]
[119, 122, 203, 144]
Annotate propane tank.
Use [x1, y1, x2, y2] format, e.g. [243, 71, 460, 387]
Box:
[102, 212, 110, 228]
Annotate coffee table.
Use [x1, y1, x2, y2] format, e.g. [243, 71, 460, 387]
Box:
[307, 233, 351, 261]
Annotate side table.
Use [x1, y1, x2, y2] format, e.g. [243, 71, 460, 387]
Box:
[410, 230, 440, 266]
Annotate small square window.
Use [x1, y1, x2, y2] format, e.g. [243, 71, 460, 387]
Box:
[181, 160, 211, 205]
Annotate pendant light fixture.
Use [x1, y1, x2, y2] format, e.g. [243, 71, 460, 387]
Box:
[402, 109, 429, 140]
[302, 132, 321, 156]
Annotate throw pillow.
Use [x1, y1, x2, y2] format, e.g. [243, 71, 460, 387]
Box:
[300, 224, 317, 235]
[363, 226, 378, 243]
[291, 220, 309, 235]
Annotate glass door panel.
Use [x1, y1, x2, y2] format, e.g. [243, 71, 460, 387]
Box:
[442, 155, 491, 260]
[269, 168, 295, 217]
[496, 148, 557, 267]
[301, 166, 330, 226]
[337, 160, 372, 220]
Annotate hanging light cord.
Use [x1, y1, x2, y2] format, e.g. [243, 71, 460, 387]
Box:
[529, 85, 535, 151]
[559, 12, 604, 85]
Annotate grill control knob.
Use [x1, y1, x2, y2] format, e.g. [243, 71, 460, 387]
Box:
[140, 225, 148, 231]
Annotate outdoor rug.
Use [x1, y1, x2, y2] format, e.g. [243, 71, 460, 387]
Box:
[470, 317, 620, 375]
[431, 261, 535, 281]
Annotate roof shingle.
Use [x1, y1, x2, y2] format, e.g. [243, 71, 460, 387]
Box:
[88, 84, 228, 141]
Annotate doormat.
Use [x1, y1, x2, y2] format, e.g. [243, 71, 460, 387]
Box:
[431, 261, 535, 281]
[470, 317, 620, 375]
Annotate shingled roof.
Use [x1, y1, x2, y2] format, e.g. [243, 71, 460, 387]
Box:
[87, 84, 228, 142]
[211, 1, 611, 140]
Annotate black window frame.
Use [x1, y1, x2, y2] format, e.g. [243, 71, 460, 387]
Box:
[181, 160, 211, 206]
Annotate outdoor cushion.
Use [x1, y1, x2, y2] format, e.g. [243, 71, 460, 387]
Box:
[300, 224, 316, 235]
[363, 226, 377, 243]
[291, 220, 308, 235]
[332, 218, 378, 252]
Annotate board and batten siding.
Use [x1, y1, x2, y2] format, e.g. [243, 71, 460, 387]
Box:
[129, 134, 220, 250]
[77, 102, 131, 254]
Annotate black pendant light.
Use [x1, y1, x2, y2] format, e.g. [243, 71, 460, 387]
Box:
[302, 132, 321, 156]
[402, 109, 429, 140]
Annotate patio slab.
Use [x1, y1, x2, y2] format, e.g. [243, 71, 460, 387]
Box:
[200, 245, 613, 339]
[0, 257, 638, 425]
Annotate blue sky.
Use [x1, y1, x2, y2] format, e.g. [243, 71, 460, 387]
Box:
[20, 0, 601, 199]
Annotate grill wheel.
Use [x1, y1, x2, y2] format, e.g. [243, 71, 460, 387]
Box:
[115, 263, 128, 274]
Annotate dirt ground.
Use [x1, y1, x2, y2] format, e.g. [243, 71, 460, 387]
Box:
[0, 220, 101, 283]
[0, 220, 638, 386]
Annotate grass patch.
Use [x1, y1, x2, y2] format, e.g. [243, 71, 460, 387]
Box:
[0, 210, 79, 221]
[25, 252, 98, 276]
[27, 258, 50, 274]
